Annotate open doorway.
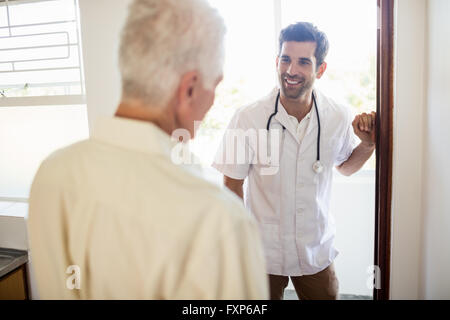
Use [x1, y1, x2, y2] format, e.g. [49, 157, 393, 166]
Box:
[193, 0, 390, 300]
[276, 0, 377, 300]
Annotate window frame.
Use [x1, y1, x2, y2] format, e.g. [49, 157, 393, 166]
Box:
[0, 0, 85, 107]
[0, 0, 86, 203]
[374, 0, 394, 300]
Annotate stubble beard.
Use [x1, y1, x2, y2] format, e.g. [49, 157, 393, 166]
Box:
[279, 74, 315, 100]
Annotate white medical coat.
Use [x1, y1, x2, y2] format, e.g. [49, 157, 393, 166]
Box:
[213, 88, 358, 276]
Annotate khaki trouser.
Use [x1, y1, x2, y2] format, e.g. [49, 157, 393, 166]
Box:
[268, 263, 339, 300]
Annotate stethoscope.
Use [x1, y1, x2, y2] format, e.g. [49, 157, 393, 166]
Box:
[266, 90, 324, 174]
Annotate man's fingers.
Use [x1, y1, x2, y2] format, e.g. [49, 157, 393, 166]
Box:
[366, 113, 372, 131]
[352, 115, 360, 130]
[361, 113, 369, 132]
[361, 113, 367, 131]
[354, 111, 377, 133]
[367, 112, 376, 131]
[359, 116, 365, 132]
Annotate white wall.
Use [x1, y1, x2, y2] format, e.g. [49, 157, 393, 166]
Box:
[78, 0, 132, 132]
[390, 0, 427, 300]
[392, 0, 450, 299]
[420, 0, 450, 299]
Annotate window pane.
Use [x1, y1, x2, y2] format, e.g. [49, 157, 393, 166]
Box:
[193, 0, 277, 169]
[281, 0, 376, 171]
[8, 0, 76, 25]
[0, 0, 83, 97]
[0, 6, 7, 28]
[0, 68, 81, 95]
[12, 21, 79, 44]
[281, 0, 377, 114]
[0, 105, 89, 198]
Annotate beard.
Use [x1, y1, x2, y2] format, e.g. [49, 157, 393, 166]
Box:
[279, 73, 314, 100]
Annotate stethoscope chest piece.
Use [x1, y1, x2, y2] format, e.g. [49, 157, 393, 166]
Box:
[312, 160, 324, 174]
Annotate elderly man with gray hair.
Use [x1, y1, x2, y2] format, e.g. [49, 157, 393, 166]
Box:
[28, 0, 268, 299]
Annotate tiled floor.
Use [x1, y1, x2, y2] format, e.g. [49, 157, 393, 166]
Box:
[284, 289, 372, 300]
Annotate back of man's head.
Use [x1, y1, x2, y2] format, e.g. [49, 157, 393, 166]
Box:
[119, 0, 226, 108]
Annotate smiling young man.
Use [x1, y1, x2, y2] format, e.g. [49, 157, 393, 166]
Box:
[213, 22, 376, 300]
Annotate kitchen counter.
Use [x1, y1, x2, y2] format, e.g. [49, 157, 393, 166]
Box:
[0, 248, 28, 279]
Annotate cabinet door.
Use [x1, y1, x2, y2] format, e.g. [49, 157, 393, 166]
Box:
[0, 265, 28, 300]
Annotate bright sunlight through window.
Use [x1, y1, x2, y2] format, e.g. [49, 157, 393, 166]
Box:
[0, 0, 88, 200]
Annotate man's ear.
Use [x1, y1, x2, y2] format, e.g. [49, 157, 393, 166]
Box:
[276, 55, 279, 69]
[316, 62, 327, 79]
[177, 70, 199, 112]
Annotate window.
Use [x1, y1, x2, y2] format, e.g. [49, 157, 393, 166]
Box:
[191, 0, 278, 180]
[0, 0, 88, 202]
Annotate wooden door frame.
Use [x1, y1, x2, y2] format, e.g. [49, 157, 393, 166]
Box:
[374, 0, 394, 300]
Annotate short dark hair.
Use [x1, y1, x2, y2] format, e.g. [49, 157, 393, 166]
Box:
[279, 22, 329, 68]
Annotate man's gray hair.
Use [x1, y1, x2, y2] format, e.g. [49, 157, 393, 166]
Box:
[119, 0, 226, 107]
